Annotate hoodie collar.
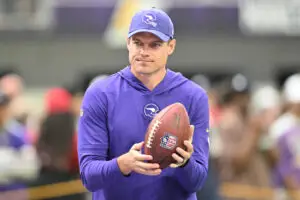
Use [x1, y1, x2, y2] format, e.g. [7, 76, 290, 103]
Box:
[118, 66, 188, 95]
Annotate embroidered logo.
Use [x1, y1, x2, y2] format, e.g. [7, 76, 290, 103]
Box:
[142, 13, 157, 27]
[144, 103, 160, 118]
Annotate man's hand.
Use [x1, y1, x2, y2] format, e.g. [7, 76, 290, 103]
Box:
[170, 125, 194, 168]
[117, 142, 161, 176]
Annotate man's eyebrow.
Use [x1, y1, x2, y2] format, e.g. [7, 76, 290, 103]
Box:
[132, 38, 141, 42]
[152, 40, 163, 43]
[132, 38, 163, 43]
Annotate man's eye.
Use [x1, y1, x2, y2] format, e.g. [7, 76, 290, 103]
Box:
[152, 43, 161, 48]
[134, 41, 141, 46]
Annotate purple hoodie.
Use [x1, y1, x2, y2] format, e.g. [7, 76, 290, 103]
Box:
[78, 66, 210, 200]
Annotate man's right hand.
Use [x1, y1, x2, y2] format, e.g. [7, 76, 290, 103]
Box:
[117, 142, 161, 176]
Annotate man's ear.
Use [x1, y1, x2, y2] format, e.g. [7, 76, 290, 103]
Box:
[168, 39, 176, 55]
[127, 38, 131, 51]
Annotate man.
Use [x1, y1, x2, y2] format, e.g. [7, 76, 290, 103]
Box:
[78, 8, 210, 200]
[0, 90, 39, 199]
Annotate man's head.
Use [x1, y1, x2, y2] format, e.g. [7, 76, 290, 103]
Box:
[127, 8, 176, 75]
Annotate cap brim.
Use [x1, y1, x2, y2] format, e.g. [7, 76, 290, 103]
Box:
[128, 29, 170, 42]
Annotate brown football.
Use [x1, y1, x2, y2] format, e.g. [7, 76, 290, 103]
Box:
[144, 102, 191, 169]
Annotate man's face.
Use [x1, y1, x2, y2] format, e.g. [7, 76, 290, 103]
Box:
[127, 32, 176, 75]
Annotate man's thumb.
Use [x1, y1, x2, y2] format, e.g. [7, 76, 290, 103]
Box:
[131, 141, 144, 150]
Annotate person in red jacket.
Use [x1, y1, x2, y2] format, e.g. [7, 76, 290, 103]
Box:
[28, 87, 85, 200]
[43, 87, 80, 173]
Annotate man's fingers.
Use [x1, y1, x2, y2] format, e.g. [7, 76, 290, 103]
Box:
[183, 140, 194, 153]
[176, 147, 190, 159]
[135, 167, 161, 176]
[144, 168, 161, 176]
[132, 151, 153, 161]
[131, 141, 144, 150]
[189, 125, 194, 142]
[172, 153, 184, 163]
[169, 163, 179, 168]
[136, 161, 160, 170]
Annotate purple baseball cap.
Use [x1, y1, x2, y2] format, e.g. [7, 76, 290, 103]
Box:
[128, 8, 174, 42]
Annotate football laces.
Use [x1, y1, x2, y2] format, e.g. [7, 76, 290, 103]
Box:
[146, 120, 162, 149]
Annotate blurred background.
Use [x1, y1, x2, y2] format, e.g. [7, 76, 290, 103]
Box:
[0, 0, 300, 199]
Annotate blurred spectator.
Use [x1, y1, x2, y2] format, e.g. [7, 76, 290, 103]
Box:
[0, 71, 24, 99]
[191, 74, 221, 127]
[64, 86, 83, 174]
[64, 85, 84, 174]
[0, 72, 30, 143]
[250, 84, 281, 157]
[29, 87, 84, 200]
[37, 112, 74, 173]
[268, 73, 300, 199]
[276, 126, 300, 200]
[44, 88, 71, 114]
[193, 75, 222, 200]
[269, 74, 300, 147]
[0, 90, 39, 198]
[215, 74, 271, 200]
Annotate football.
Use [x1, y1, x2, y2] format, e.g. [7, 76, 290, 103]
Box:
[144, 102, 191, 169]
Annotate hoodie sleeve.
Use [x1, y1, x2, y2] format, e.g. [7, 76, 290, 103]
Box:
[78, 83, 124, 192]
[174, 91, 210, 193]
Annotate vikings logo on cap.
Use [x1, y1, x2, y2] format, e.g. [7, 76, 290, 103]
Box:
[142, 13, 157, 27]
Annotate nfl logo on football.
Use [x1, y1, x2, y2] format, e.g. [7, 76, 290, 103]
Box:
[160, 133, 177, 150]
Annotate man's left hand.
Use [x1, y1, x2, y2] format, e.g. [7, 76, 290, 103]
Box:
[170, 125, 194, 168]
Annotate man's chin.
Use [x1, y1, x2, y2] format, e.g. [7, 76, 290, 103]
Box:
[134, 65, 153, 74]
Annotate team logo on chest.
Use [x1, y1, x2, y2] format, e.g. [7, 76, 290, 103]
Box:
[144, 103, 160, 118]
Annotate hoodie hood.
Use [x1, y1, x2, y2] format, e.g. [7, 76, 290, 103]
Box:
[118, 66, 188, 95]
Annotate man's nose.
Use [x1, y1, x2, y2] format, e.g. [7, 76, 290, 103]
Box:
[139, 47, 149, 56]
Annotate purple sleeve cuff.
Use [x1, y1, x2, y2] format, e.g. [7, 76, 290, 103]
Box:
[81, 157, 129, 192]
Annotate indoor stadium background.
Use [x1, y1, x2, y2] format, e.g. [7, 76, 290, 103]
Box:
[0, 0, 300, 199]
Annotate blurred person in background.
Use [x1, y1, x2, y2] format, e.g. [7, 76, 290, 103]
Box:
[250, 84, 282, 164]
[0, 71, 30, 143]
[276, 125, 300, 200]
[267, 73, 300, 199]
[0, 90, 39, 199]
[67, 85, 84, 121]
[192, 74, 222, 200]
[29, 87, 84, 200]
[215, 74, 271, 200]
[268, 73, 300, 154]
[65, 85, 85, 174]
[0, 71, 25, 120]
